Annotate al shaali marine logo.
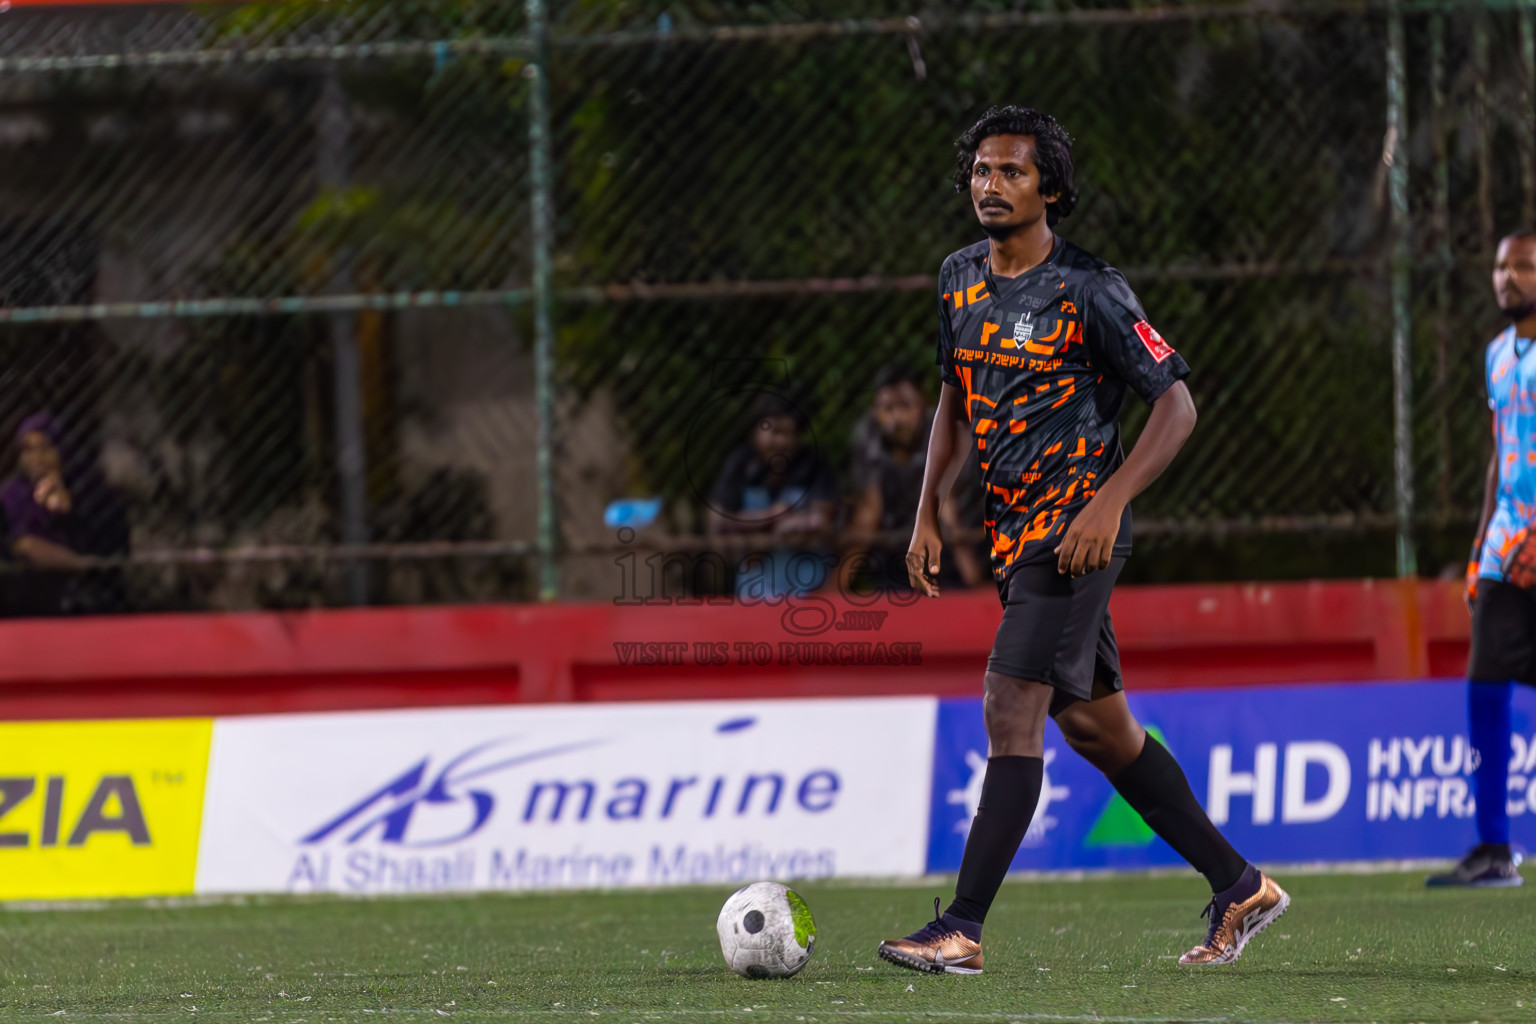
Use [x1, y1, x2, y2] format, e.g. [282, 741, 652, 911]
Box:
[302, 737, 605, 848]
[948, 748, 1071, 847]
[297, 716, 815, 850]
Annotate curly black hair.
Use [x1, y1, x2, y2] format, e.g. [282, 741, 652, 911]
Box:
[953, 105, 1078, 226]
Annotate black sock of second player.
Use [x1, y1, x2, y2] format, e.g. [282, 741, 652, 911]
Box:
[1110, 735, 1248, 893]
[943, 754, 1044, 933]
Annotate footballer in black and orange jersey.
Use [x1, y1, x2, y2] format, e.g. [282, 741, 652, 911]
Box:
[878, 106, 1288, 978]
[936, 237, 1188, 584]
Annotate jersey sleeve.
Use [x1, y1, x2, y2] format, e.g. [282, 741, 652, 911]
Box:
[935, 261, 961, 388]
[1084, 268, 1191, 404]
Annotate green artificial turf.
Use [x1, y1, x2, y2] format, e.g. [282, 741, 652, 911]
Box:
[0, 869, 1531, 1023]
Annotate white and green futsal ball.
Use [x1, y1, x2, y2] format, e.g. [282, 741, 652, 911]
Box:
[716, 881, 817, 978]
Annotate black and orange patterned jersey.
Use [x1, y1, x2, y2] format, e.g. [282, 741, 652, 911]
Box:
[935, 236, 1190, 588]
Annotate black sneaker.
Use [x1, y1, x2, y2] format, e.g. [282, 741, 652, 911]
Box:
[1426, 844, 1524, 888]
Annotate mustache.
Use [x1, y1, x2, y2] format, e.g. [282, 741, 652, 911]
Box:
[977, 198, 1013, 211]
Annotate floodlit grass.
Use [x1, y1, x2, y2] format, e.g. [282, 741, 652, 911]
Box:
[0, 869, 1531, 1022]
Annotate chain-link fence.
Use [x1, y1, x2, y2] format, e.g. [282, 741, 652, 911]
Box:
[0, 0, 1527, 614]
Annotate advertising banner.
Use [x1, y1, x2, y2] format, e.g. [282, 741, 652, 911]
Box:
[9, 680, 1532, 900]
[196, 698, 937, 895]
[928, 680, 1536, 873]
[0, 718, 213, 899]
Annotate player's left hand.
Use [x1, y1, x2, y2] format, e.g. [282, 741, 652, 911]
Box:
[1055, 495, 1123, 577]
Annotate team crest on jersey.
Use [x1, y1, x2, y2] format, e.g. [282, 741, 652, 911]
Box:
[1133, 320, 1175, 363]
[1013, 315, 1034, 343]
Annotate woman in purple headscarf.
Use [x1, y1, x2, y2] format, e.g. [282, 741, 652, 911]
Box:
[0, 413, 129, 615]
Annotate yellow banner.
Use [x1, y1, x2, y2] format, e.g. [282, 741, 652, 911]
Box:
[0, 719, 212, 899]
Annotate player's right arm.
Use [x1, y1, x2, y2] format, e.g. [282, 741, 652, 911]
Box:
[1468, 409, 1499, 609]
[911, 259, 976, 597]
[908, 381, 971, 597]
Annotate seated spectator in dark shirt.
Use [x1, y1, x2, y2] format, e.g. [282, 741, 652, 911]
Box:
[842, 365, 988, 593]
[707, 394, 837, 599]
[0, 413, 130, 615]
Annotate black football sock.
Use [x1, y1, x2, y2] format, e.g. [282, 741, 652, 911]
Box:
[1109, 735, 1248, 893]
[943, 754, 1044, 931]
[1216, 863, 1263, 905]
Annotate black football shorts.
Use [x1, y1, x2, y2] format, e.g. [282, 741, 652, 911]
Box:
[1469, 579, 1536, 684]
[987, 556, 1126, 716]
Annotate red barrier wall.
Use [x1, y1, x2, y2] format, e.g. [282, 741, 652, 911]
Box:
[0, 579, 1471, 721]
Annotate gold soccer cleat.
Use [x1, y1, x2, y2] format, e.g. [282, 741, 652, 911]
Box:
[1178, 871, 1290, 966]
[877, 898, 983, 975]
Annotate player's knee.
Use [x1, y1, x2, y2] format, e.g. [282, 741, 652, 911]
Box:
[1099, 728, 1148, 774]
[1054, 709, 1096, 747]
[1059, 720, 1107, 761]
[1054, 700, 1107, 741]
[1055, 707, 1141, 772]
[981, 672, 1049, 750]
[981, 686, 1023, 735]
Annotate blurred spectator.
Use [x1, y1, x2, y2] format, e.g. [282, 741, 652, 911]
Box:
[843, 364, 989, 593]
[0, 413, 130, 616]
[707, 393, 837, 599]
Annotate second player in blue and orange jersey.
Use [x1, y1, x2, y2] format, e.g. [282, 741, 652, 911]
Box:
[1430, 229, 1536, 889]
[1478, 319, 1536, 582]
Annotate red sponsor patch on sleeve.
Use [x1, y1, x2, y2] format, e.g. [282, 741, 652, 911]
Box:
[1133, 320, 1175, 363]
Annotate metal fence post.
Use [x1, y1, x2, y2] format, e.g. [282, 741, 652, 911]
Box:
[318, 67, 370, 604]
[527, 0, 559, 602]
[1473, 2, 1493, 247]
[1387, 0, 1416, 578]
[1429, 12, 1453, 521]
